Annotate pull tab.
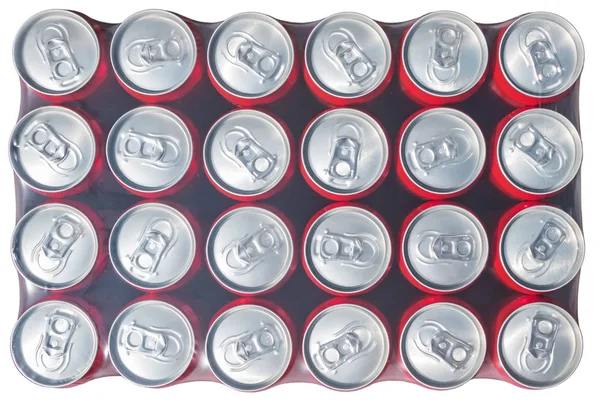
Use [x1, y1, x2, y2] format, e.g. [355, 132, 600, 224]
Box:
[128, 218, 177, 279]
[125, 31, 187, 73]
[120, 129, 182, 169]
[314, 321, 375, 373]
[518, 311, 560, 375]
[512, 124, 566, 177]
[36, 23, 82, 86]
[220, 323, 281, 372]
[411, 129, 472, 173]
[221, 127, 277, 181]
[517, 219, 567, 277]
[35, 309, 78, 373]
[327, 122, 363, 186]
[224, 32, 282, 82]
[323, 28, 377, 86]
[519, 27, 563, 87]
[427, 24, 463, 85]
[318, 230, 379, 269]
[415, 320, 473, 371]
[121, 322, 183, 363]
[416, 230, 475, 265]
[222, 225, 280, 276]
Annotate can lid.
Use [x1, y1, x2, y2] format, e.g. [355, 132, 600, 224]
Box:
[400, 302, 486, 389]
[106, 106, 193, 194]
[109, 203, 196, 291]
[498, 109, 582, 195]
[10, 106, 97, 194]
[498, 302, 583, 388]
[208, 12, 294, 100]
[499, 12, 584, 98]
[206, 304, 293, 391]
[11, 300, 98, 387]
[204, 109, 291, 197]
[305, 12, 392, 99]
[403, 11, 488, 97]
[109, 300, 195, 387]
[13, 9, 100, 96]
[11, 203, 98, 291]
[500, 205, 584, 292]
[400, 108, 486, 195]
[304, 205, 392, 294]
[403, 204, 488, 292]
[301, 108, 389, 196]
[303, 303, 389, 390]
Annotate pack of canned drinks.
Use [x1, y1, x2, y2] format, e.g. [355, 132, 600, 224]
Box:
[9, 8, 585, 391]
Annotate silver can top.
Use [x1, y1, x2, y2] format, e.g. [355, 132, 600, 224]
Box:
[208, 12, 295, 100]
[403, 204, 488, 292]
[499, 12, 584, 98]
[13, 10, 100, 96]
[304, 206, 392, 294]
[497, 302, 582, 388]
[109, 300, 195, 387]
[11, 300, 98, 387]
[303, 303, 389, 390]
[301, 108, 389, 196]
[500, 205, 584, 292]
[305, 12, 392, 99]
[106, 106, 193, 194]
[206, 206, 293, 294]
[498, 109, 582, 195]
[400, 302, 486, 389]
[204, 109, 291, 197]
[403, 11, 488, 97]
[400, 108, 486, 195]
[11, 203, 98, 291]
[10, 106, 96, 194]
[109, 203, 196, 291]
[111, 10, 197, 96]
[206, 303, 293, 391]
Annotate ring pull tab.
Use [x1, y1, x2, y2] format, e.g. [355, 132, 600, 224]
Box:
[518, 311, 560, 375]
[519, 26, 564, 88]
[121, 322, 184, 363]
[219, 323, 281, 372]
[35, 309, 78, 373]
[314, 321, 375, 374]
[317, 230, 379, 269]
[411, 129, 473, 173]
[224, 32, 282, 82]
[327, 122, 363, 186]
[323, 28, 377, 86]
[427, 24, 463, 85]
[120, 129, 182, 169]
[36, 23, 82, 86]
[517, 219, 567, 278]
[222, 225, 281, 276]
[511, 124, 566, 177]
[416, 230, 475, 265]
[125, 31, 188, 73]
[221, 127, 278, 181]
[128, 217, 178, 279]
[414, 320, 473, 371]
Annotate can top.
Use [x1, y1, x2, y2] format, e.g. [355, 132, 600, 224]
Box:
[400, 302, 486, 389]
[111, 9, 197, 96]
[208, 12, 295, 99]
[11, 300, 98, 387]
[400, 108, 486, 195]
[109, 300, 195, 387]
[303, 303, 389, 390]
[304, 205, 392, 294]
[403, 11, 488, 97]
[305, 12, 392, 99]
[12, 203, 98, 291]
[106, 106, 193, 194]
[301, 108, 389, 196]
[206, 304, 293, 391]
[498, 302, 582, 388]
[10, 106, 97, 194]
[499, 12, 584, 98]
[109, 203, 196, 290]
[498, 109, 582, 195]
[500, 205, 584, 292]
[13, 9, 100, 96]
[204, 109, 291, 197]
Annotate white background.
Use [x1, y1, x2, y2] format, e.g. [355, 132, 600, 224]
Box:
[0, 0, 597, 400]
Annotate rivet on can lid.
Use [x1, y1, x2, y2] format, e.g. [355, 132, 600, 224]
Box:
[11, 203, 98, 291]
[13, 9, 100, 96]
